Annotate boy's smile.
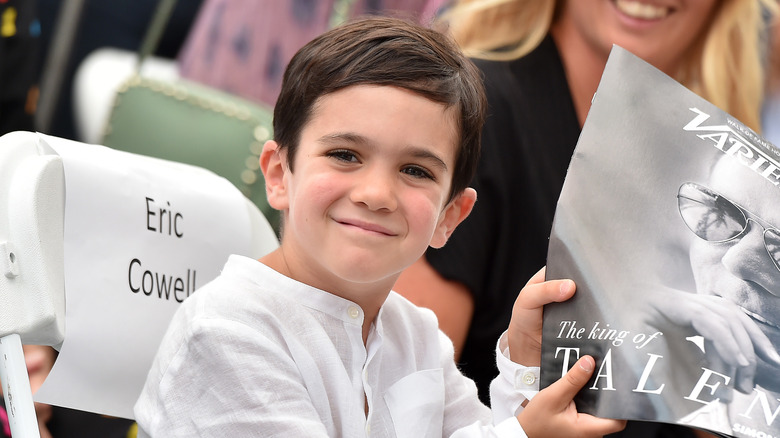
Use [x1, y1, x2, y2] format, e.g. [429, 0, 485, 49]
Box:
[261, 85, 474, 313]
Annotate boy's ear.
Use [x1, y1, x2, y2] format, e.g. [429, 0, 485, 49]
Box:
[259, 140, 289, 211]
[430, 188, 477, 249]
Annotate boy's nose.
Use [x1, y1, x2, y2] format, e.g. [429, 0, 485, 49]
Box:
[350, 169, 398, 211]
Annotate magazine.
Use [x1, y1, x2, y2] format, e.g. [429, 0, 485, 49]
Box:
[541, 46, 780, 438]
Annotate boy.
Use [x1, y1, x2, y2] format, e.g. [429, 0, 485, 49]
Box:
[134, 16, 625, 437]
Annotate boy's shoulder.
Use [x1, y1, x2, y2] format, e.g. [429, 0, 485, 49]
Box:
[384, 291, 440, 330]
[173, 255, 288, 325]
[380, 292, 455, 357]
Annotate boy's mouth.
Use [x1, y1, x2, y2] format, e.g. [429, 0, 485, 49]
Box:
[336, 218, 396, 236]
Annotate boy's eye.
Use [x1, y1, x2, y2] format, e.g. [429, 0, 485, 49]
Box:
[326, 149, 359, 163]
[402, 165, 434, 180]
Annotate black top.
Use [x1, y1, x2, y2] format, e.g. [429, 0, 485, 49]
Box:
[427, 34, 580, 404]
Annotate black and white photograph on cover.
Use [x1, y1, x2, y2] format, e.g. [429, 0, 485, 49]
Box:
[540, 46, 780, 438]
[671, 157, 780, 435]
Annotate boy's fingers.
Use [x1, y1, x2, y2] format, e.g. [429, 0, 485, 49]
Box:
[515, 277, 576, 312]
[579, 416, 628, 436]
[549, 355, 628, 434]
[547, 355, 595, 408]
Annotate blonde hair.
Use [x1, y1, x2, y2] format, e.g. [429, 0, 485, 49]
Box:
[440, 0, 778, 133]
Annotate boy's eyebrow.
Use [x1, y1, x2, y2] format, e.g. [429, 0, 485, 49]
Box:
[318, 132, 450, 171]
[318, 132, 366, 147]
[406, 148, 449, 172]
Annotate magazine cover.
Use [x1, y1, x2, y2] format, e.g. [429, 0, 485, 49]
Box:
[541, 46, 780, 438]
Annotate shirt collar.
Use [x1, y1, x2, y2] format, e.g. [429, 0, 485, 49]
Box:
[224, 254, 368, 326]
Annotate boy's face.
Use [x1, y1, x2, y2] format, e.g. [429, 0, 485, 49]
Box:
[262, 85, 473, 293]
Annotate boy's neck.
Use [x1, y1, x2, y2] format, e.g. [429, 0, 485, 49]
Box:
[259, 249, 394, 345]
[354, 293, 386, 345]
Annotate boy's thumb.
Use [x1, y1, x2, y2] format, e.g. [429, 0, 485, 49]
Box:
[549, 355, 595, 407]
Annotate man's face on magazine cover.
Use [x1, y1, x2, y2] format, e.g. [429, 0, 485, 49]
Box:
[687, 157, 780, 388]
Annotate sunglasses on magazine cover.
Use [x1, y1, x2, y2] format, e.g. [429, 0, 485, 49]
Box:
[677, 181, 780, 271]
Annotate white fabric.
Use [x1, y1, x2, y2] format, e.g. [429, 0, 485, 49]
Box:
[490, 335, 541, 423]
[135, 255, 532, 437]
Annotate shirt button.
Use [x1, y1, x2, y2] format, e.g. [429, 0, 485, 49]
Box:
[521, 371, 537, 386]
[347, 306, 360, 319]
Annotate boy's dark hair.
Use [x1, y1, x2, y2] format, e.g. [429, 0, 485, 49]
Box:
[273, 16, 486, 202]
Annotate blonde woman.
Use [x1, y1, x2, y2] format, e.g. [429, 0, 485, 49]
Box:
[395, 0, 777, 426]
[444, 0, 773, 131]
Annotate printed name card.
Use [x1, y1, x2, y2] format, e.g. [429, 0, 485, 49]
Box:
[35, 134, 252, 419]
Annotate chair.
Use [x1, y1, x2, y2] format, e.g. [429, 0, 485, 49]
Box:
[70, 0, 280, 233]
[71, 47, 280, 233]
[72, 48, 180, 146]
[0, 131, 279, 437]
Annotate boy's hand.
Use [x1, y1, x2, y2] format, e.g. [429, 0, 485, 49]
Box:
[508, 267, 625, 436]
[517, 355, 627, 437]
[507, 267, 575, 365]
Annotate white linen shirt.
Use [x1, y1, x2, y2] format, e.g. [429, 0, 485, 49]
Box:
[134, 255, 538, 437]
